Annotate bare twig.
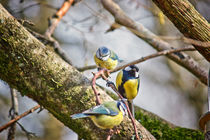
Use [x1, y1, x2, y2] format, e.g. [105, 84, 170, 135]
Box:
[77, 65, 97, 72]
[45, 0, 74, 38]
[159, 36, 210, 47]
[91, 69, 109, 105]
[101, 0, 208, 85]
[17, 122, 36, 140]
[182, 37, 210, 48]
[110, 47, 196, 73]
[43, 0, 76, 65]
[0, 105, 40, 133]
[7, 88, 18, 140]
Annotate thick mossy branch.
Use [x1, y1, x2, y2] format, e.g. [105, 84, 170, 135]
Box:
[0, 4, 155, 140]
[135, 110, 204, 139]
[152, 0, 210, 62]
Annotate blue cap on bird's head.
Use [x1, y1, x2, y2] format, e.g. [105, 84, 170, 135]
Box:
[117, 100, 128, 116]
[96, 46, 111, 61]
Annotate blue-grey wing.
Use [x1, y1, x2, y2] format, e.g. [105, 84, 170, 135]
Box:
[84, 105, 118, 116]
[110, 51, 120, 61]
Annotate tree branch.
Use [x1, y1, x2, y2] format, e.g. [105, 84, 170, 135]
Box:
[110, 47, 196, 73]
[42, 0, 77, 66]
[152, 0, 210, 62]
[0, 105, 40, 133]
[77, 46, 196, 72]
[44, 0, 74, 38]
[0, 4, 155, 139]
[100, 0, 208, 85]
[7, 88, 18, 140]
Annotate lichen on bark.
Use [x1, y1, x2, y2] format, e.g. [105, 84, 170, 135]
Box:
[0, 4, 155, 140]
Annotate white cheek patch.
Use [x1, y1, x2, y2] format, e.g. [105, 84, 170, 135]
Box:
[101, 55, 109, 61]
[135, 72, 139, 78]
[124, 66, 132, 71]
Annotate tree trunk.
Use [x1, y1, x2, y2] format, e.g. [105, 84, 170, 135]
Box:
[0, 4, 204, 140]
[152, 0, 210, 62]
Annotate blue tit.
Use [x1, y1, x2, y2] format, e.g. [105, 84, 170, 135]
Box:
[94, 46, 122, 70]
[116, 65, 140, 117]
[71, 100, 127, 129]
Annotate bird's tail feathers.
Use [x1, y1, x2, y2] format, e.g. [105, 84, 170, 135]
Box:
[118, 59, 124, 63]
[71, 113, 90, 119]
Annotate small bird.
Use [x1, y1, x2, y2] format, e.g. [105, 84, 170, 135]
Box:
[94, 46, 122, 70]
[71, 100, 127, 129]
[116, 65, 140, 117]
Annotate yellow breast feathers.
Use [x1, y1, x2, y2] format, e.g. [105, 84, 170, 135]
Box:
[94, 54, 118, 70]
[90, 111, 123, 129]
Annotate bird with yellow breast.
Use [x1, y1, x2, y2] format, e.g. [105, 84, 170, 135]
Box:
[71, 100, 127, 129]
[94, 46, 122, 70]
[116, 65, 140, 117]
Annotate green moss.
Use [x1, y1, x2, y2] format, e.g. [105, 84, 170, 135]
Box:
[135, 110, 204, 139]
[105, 91, 204, 139]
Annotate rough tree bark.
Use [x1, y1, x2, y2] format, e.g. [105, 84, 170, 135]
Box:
[0, 4, 154, 140]
[152, 0, 210, 62]
[0, 4, 204, 140]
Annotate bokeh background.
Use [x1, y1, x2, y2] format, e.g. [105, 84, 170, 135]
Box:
[0, 0, 209, 139]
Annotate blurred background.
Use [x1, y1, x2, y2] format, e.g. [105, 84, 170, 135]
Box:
[0, 0, 209, 139]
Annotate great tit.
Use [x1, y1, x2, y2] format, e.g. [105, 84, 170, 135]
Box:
[116, 65, 140, 117]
